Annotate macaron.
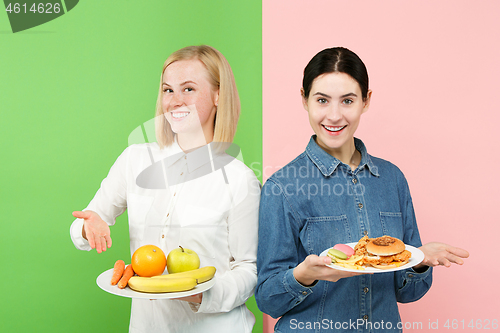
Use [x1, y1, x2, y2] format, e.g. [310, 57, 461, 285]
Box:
[333, 244, 354, 258]
[327, 248, 348, 262]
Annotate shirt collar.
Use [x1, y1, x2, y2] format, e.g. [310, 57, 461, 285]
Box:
[161, 137, 219, 173]
[305, 135, 379, 177]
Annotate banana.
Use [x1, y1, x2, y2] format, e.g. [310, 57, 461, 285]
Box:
[128, 276, 197, 293]
[152, 266, 216, 284]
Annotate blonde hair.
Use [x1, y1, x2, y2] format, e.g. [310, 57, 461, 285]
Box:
[155, 45, 240, 148]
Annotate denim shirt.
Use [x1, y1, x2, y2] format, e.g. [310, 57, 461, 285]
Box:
[256, 136, 432, 333]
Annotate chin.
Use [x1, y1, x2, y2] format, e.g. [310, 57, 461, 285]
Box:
[316, 135, 348, 152]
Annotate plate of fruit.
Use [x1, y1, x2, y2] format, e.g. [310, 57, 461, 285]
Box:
[96, 245, 216, 299]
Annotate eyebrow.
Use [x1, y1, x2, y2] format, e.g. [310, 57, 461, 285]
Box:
[313, 92, 358, 99]
[162, 80, 197, 86]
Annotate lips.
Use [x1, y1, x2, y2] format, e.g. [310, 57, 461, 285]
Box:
[171, 112, 189, 119]
[169, 111, 190, 120]
[322, 124, 346, 133]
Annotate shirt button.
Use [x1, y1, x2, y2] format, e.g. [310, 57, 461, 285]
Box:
[408, 274, 414, 278]
[363, 315, 369, 320]
[352, 178, 357, 184]
[301, 291, 307, 295]
[364, 287, 369, 293]
[358, 203, 363, 209]
[162, 235, 165, 238]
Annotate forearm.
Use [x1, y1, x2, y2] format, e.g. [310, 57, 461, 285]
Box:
[197, 261, 257, 313]
[255, 268, 314, 319]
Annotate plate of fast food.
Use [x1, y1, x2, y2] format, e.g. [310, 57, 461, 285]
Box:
[319, 235, 424, 273]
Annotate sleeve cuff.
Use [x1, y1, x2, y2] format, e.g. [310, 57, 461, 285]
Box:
[70, 219, 92, 251]
[191, 279, 214, 313]
[283, 269, 315, 302]
[405, 266, 432, 281]
[188, 302, 201, 312]
[411, 265, 430, 274]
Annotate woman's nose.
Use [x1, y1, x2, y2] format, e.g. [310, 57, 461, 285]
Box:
[170, 91, 183, 108]
[326, 105, 342, 122]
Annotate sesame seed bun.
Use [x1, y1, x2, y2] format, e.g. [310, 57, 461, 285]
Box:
[365, 236, 405, 256]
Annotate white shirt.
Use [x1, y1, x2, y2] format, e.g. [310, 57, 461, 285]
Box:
[70, 141, 261, 333]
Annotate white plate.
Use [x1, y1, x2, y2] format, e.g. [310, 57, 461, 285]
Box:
[96, 268, 216, 299]
[320, 242, 424, 273]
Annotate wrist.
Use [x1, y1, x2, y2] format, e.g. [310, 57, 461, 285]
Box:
[81, 224, 87, 240]
[412, 264, 429, 273]
[293, 264, 315, 287]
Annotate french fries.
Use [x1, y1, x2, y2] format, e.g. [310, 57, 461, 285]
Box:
[332, 254, 365, 270]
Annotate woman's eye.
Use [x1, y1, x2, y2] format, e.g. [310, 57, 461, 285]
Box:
[317, 98, 327, 104]
[343, 99, 353, 105]
[184, 87, 194, 92]
[163, 88, 173, 93]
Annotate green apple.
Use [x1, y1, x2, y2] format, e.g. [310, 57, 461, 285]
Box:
[166, 246, 200, 274]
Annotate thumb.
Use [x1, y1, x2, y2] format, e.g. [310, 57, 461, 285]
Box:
[72, 211, 91, 219]
[322, 256, 333, 264]
[313, 255, 332, 265]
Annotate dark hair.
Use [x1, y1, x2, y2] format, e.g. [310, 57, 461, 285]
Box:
[302, 47, 369, 100]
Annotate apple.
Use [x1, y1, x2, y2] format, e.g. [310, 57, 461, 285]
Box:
[166, 246, 200, 274]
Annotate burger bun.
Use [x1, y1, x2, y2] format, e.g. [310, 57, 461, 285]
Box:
[366, 236, 405, 256]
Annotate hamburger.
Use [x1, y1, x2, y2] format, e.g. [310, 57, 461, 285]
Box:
[362, 235, 411, 269]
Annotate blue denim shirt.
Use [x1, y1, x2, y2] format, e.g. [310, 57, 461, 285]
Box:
[256, 136, 432, 333]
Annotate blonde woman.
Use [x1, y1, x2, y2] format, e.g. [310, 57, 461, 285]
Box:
[70, 45, 260, 333]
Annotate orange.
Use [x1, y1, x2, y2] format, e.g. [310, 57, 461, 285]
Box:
[131, 245, 167, 277]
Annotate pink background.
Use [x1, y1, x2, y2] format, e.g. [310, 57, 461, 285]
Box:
[262, 0, 500, 332]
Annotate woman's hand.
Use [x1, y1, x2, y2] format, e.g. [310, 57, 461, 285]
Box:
[415, 242, 469, 269]
[72, 210, 112, 253]
[293, 255, 366, 286]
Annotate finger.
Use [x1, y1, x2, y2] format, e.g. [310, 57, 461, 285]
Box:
[437, 256, 451, 267]
[446, 245, 470, 259]
[105, 234, 112, 249]
[446, 254, 464, 265]
[87, 229, 96, 250]
[101, 236, 108, 252]
[320, 256, 333, 265]
[94, 235, 103, 253]
[73, 211, 91, 220]
[304, 254, 325, 267]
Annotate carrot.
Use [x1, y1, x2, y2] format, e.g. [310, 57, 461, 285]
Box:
[110, 260, 125, 285]
[118, 264, 135, 289]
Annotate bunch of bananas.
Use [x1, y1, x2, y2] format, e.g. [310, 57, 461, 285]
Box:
[128, 266, 216, 293]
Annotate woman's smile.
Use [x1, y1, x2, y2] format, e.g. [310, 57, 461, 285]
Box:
[321, 124, 347, 135]
[170, 110, 190, 120]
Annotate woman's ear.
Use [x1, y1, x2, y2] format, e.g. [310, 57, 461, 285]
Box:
[362, 90, 372, 113]
[214, 89, 219, 107]
[301, 88, 309, 112]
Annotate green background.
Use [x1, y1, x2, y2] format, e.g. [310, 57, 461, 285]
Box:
[0, 1, 262, 332]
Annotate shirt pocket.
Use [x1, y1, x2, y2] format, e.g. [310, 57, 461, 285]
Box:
[379, 211, 404, 240]
[303, 215, 352, 255]
[127, 193, 154, 241]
